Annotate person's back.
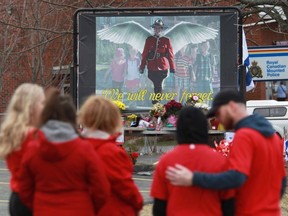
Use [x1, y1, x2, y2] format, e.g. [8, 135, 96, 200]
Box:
[78, 95, 143, 216]
[152, 144, 229, 216]
[228, 115, 285, 215]
[277, 81, 287, 101]
[151, 106, 233, 216]
[19, 126, 109, 216]
[18, 89, 110, 216]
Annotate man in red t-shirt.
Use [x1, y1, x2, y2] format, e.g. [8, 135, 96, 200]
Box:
[166, 91, 287, 216]
[151, 106, 234, 216]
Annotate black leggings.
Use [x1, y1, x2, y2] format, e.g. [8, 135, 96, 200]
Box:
[148, 70, 168, 95]
[9, 192, 32, 216]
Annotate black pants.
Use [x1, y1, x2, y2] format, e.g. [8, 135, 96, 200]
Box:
[148, 70, 168, 103]
[277, 97, 286, 101]
[9, 192, 32, 216]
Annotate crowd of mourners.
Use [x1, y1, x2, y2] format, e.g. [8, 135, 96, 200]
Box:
[0, 83, 286, 216]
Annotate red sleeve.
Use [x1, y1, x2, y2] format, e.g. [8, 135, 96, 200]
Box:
[166, 38, 175, 70]
[85, 146, 110, 213]
[140, 38, 149, 70]
[101, 146, 143, 211]
[228, 130, 253, 176]
[18, 147, 36, 209]
[150, 159, 168, 200]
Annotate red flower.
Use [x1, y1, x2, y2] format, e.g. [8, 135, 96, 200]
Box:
[131, 152, 139, 159]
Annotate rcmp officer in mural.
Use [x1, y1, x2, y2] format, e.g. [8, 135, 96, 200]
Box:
[139, 19, 176, 104]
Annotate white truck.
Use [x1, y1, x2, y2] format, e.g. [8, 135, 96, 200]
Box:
[246, 100, 288, 138]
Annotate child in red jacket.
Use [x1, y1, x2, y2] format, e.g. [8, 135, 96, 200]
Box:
[18, 88, 110, 216]
[0, 83, 45, 216]
[79, 95, 143, 216]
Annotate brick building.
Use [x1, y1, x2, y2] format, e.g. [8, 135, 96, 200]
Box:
[0, 1, 287, 112]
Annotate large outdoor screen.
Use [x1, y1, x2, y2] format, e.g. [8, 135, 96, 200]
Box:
[74, 7, 241, 110]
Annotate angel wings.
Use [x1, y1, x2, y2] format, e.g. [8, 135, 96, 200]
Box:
[97, 20, 218, 54]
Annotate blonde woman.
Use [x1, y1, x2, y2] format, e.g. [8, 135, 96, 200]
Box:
[78, 96, 143, 216]
[18, 88, 110, 216]
[0, 83, 45, 216]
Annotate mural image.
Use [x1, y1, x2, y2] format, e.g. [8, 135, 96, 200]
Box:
[95, 15, 221, 109]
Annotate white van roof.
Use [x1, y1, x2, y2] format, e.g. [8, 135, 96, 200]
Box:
[247, 100, 288, 107]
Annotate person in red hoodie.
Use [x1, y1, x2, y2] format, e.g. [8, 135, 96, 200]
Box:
[78, 95, 143, 216]
[0, 83, 45, 216]
[18, 88, 110, 216]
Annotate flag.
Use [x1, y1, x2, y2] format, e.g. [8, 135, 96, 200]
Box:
[242, 30, 255, 92]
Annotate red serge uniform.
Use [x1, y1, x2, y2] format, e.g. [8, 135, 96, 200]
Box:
[18, 129, 110, 216]
[86, 136, 143, 216]
[228, 128, 286, 216]
[151, 144, 233, 216]
[140, 35, 175, 72]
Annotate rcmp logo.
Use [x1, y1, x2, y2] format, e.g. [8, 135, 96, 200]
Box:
[249, 60, 263, 78]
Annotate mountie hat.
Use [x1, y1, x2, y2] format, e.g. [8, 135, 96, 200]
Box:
[176, 106, 208, 145]
[151, 18, 168, 29]
[207, 90, 245, 118]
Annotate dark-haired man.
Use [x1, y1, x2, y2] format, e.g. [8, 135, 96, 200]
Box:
[166, 90, 287, 216]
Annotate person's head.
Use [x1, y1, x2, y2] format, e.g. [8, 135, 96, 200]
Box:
[199, 41, 210, 54]
[0, 83, 45, 158]
[129, 47, 138, 58]
[176, 106, 208, 144]
[78, 96, 122, 135]
[280, 81, 284, 85]
[151, 18, 167, 36]
[39, 88, 77, 130]
[114, 48, 125, 60]
[207, 90, 247, 130]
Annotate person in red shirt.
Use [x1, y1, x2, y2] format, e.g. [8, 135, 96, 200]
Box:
[78, 95, 143, 216]
[0, 83, 45, 216]
[166, 91, 287, 216]
[18, 88, 110, 216]
[139, 18, 175, 104]
[151, 106, 234, 216]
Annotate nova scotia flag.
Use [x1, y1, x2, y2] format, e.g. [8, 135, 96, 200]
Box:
[242, 30, 255, 92]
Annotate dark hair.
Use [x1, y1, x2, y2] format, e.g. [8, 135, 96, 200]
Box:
[39, 88, 77, 130]
[176, 106, 209, 145]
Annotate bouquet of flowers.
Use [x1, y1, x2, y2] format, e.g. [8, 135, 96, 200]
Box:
[129, 152, 139, 165]
[163, 100, 183, 118]
[112, 100, 126, 113]
[149, 103, 166, 118]
[185, 95, 208, 112]
[149, 103, 166, 130]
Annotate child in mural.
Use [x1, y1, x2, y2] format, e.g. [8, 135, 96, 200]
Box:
[105, 47, 126, 91]
[193, 41, 215, 94]
[125, 47, 141, 108]
[174, 45, 193, 103]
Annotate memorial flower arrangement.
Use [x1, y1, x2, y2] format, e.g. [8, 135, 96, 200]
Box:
[127, 113, 138, 122]
[149, 103, 166, 130]
[163, 100, 182, 127]
[185, 95, 209, 113]
[149, 103, 166, 118]
[112, 100, 126, 113]
[130, 152, 139, 165]
[163, 100, 183, 118]
[124, 143, 140, 165]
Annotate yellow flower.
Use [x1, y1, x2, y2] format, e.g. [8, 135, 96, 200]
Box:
[127, 114, 137, 121]
[112, 100, 126, 111]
